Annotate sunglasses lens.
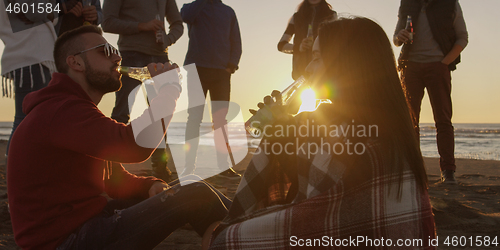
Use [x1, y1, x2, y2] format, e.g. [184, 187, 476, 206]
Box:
[104, 43, 120, 58]
[103, 44, 109, 58]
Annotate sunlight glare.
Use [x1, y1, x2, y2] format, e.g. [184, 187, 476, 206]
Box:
[297, 88, 317, 113]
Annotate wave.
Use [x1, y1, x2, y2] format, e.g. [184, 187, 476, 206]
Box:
[419, 125, 500, 135]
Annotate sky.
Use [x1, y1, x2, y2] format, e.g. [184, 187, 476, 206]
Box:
[1, 0, 499, 123]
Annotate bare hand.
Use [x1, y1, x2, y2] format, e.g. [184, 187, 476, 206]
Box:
[147, 62, 177, 78]
[148, 181, 172, 197]
[147, 62, 182, 93]
[252, 90, 286, 118]
[300, 38, 313, 52]
[396, 29, 412, 44]
[68, 2, 83, 17]
[138, 19, 164, 32]
[82, 5, 97, 22]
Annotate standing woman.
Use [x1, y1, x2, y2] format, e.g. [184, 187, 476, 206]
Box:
[1, 0, 58, 160]
[278, 0, 337, 80]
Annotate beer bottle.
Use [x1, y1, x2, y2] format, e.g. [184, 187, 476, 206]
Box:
[117, 65, 182, 82]
[244, 76, 308, 138]
[155, 14, 164, 44]
[307, 24, 314, 42]
[405, 15, 413, 44]
[82, 0, 92, 26]
[117, 66, 151, 81]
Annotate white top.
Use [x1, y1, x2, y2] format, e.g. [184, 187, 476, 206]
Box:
[0, 0, 58, 76]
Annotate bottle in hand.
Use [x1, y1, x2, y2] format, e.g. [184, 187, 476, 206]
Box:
[307, 24, 314, 42]
[117, 66, 151, 81]
[244, 76, 308, 138]
[82, 0, 92, 25]
[155, 14, 164, 44]
[117, 65, 182, 82]
[405, 15, 413, 44]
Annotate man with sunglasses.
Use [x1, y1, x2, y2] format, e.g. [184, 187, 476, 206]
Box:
[102, 0, 184, 182]
[7, 25, 230, 250]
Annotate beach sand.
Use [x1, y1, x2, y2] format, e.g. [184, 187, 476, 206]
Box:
[1, 140, 499, 249]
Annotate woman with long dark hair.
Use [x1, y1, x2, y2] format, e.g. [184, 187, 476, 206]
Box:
[278, 0, 337, 80]
[206, 17, 436, 250]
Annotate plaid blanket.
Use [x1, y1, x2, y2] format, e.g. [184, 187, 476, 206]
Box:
[209, 112, 436, 249]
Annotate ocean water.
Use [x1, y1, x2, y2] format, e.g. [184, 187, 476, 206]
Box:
[1, 121, 499, 161]
[420, 123, 500, 161]
[0, 121, 12, 141]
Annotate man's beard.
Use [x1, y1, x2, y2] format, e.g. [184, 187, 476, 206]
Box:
[83, 58, 121, 94]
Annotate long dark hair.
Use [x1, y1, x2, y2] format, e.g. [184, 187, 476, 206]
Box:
[297, 0, 332, 17]
[296, 0, 333, 35]
[316, 17, 427, 191]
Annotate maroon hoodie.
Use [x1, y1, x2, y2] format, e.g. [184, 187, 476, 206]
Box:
[7, 73, 179, 249]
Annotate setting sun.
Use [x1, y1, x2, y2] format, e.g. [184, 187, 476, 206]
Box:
[297, 88, 317, 113]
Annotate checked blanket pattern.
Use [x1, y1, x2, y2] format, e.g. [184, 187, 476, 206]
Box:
[209, 113, 436, 249]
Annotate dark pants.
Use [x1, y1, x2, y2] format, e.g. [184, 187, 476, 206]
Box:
[6, 64, 51, 156]
[57, 176, 231, 250]
[185, 67, 231, 171]
[402, 61, 455, 171]
[112, 51, 175, 176]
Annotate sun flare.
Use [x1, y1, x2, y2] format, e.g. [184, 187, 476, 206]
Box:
[297, 88, 317, 113]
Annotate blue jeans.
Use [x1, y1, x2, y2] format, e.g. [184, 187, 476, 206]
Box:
[112, 51, 174, 176]
[6, 64, 51, 156]
[57, 175, 231, 250]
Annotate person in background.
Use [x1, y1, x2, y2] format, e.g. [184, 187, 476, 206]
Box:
[1, 0, 58, 162]
[180, 0, 242, 179]
[394, 0, 468, 184]
[206, 17, 435, 249]
[7, 25, 230, 250]
[102, 0, 184, 182]
[57, 0, 103, 36]
[278, 0, 336, 80]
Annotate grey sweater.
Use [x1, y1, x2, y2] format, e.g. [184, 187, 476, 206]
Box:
[102, 0, 184, 56]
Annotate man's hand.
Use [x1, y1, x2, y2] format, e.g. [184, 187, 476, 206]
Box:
[148, 181, 170, 197]
[67, 2, 83, 17]
[82, 5, 97, 22]
[299, 38, 313, 52]
[147, 62, 178, 78]
[395, 29, 411, 45]
[147, 62, 182, 94]
[138, 19, 164, 32]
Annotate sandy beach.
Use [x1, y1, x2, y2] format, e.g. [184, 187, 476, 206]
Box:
[1, 140, 499, 249]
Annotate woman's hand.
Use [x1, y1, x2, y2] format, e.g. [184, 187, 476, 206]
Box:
[299, 38, 313, 52]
